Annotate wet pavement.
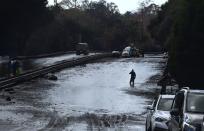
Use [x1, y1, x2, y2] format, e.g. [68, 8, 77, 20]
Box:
[0, 54, 166, 131]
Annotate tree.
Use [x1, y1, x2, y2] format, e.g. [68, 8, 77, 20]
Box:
[168, 0, 204, 88]
[150, 0, 204, 88]
[0, 0, 49, 56]
[60, 0, 82, 8]
[148, 2, 173, 50]
[81, 0, 90, 10]
[1, 0, 163, 56]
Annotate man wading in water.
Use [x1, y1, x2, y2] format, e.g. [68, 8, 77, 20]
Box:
[129, 69, 136, 87]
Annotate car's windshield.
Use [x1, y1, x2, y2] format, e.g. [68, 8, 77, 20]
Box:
[124, 47, 130, 51]
[157, 98, 173, 111]
[187, 93, 204, 113]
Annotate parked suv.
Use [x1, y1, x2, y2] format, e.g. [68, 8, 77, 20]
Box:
[168, 87, 204, 131]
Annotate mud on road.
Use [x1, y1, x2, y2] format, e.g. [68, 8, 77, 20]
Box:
[0, 55, 166, 131]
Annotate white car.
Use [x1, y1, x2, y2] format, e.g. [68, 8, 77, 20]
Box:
[112, 51, 121, 57]
[121, 46, 131, 57]
[146, 94, 175, 131]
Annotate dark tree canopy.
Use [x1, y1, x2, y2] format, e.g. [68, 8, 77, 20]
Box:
[0, 0, 48, 56]
[149, 0, 204, 88]
[23, 0, 161, 55]
[1, 0, 162, 57]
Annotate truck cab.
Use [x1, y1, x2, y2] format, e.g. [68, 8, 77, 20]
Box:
[76, 43, 89, 55]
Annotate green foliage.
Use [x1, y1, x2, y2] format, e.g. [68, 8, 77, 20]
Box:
[169, 0, 204, 88]
[148, 2, 173, 50]
[150, 0, 204, 88]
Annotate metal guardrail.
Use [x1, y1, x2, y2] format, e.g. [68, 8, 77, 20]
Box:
[16, 51, 75, 60]
[0, 53, 112, 90]
[16, 51, 107, 60]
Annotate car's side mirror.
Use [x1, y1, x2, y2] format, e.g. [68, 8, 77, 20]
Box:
[170, 109, 180, 116]
[147, 105, 154, 110]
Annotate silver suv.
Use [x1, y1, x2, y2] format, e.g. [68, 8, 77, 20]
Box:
[168, 87, 204, 131]
[146, 95, 175, 131]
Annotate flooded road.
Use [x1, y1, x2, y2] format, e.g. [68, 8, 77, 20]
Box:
[0, 54, 166, 131]
[0, 53, 98, 79]
[20, 53, 98, 72]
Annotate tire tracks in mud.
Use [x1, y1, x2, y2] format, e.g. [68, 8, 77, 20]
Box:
[39, 112, 146, 131]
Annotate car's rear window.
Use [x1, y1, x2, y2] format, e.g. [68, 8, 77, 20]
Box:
[157, 98, 173, 111]
[187, 93, 204, 113]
